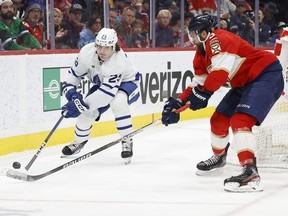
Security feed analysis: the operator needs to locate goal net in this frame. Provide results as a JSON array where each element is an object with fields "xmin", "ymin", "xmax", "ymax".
[{"xmin": 228, "ymin": 35, "xmax": 288, "ymax": 170}]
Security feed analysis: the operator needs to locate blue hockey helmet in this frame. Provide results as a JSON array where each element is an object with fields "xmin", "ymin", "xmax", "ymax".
[{"xmin": 188, "ymin": 14, "xmax": 217, "ymax": 33}]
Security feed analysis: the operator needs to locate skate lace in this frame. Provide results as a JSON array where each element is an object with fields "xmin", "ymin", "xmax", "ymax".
[
  {"xmin": 203, "ymin": 155, "xmax": 220, "ymax": 166},
  {"xmin": 231, "ymin": 165, "xmax": 260, "ymax": 181},
  {"xmin": 231, "ymin": 166, "xmax": 247, "ymax": 178},
  {"xmin": 69, "ymin": 142, "xmax": 79, "ymax": 149},
  {"xmin": 122, "ymin": 140, "xmax": 132, "ymax": 151},
  {"xmin": 69, "ymin": 142, "xmax": 85, "ymax": 152}
]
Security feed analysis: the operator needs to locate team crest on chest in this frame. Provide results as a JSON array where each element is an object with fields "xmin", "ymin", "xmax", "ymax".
[{"xmin": 210, "ymin": 37, "xmax": 221, "ymax": 54}]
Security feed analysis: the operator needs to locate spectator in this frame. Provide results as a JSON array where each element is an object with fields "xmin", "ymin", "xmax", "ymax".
[
  {"xmin": 130, "ymin": 0, "xmax": 143, "ymax": 20},
  {"xmin": 109, "ymin": 8, "xmax": 117, "ymax": 28},
  {"xmin": 246, "ymin": 9, "xmax": 272, "ymax": 47},
  {"xmin": 114, "ymin": 6, "xmax": 136, "ymax": 48},
  {"xmin": 131, "ymin": 18, "xmax": 147, "ymax": 48},
  {"xmin": 0, "ymin": 0, "xmax": 41, "ymax": 50},
  {"xmin": 130, "ymin": 0, "xmax": 148, "ymax": 33},
  {"xmin": 220, "ymin": 18, "xmax": 230, "ymax": 31},
  {"xmin": 54, "ymin": 0, "xmax": 71, "ymax": 20},
  {"xmin": 184, "ymin": 11, "xmax": 194, "ymax": 27},
  {"xmin": 81, "ymin": 0, "xmax": 104, "ymax": 23},
  {"xmin": 54, "ymin": 7, "xmax": 68, "ymax": 48},
  {"xmin": 23, "ymin": 0, "xmax": 44, "ymax": 11},
  {"xmin": 141, "ymin": 0, "xmax": 149, "ymax": 14},
  {"xmin": 263, "ymin": 2, "xmax": 278, "ymax": 37},
  {"xmin": 270, "ymin": 21, "xmax": 286, "ymax": 46},
  {"xmin": 22, "ymin": 3, "xmax": 44, "ymax": 47},
  {"xmin": 187, "ymin": 0, "xmax": 217, "ymax": 15},
  {"xmin": 176, "ymin": 0, "xmax": 190, "ymax": 13},
  {"xmin": 166, "ymin": 1, "xmax": 179, "ymax": 14},
  {"xmin": 170, "ymin": 12, "xmax": 181, "ymax": 47},
  {"xmin": 233, "ymin": 8, "xmax": 272, "ymax": 47},
  {"xmin": 11, "ymin": 0, "xmax": 24, "ymax": 18},
  {"xmin": 78, "ymin": 15, "xmax": 102, "ymax": 49},
  {"xmin": 220, "ymin": 0, "xmax": 236, "ymax": 20},
  {"xmin": 183, "ymin": 12, "xmax": 194, "ymax": 47},
  {"xmin": 231, "ymin": 0, "xmax": 251, "ymax": 11},
  {"xmin": 112, "ymin": 0, "xmax": 127, "ymax": 16},
  {"xmin": 238, "ymin": 10, "xmax": 256, "ymax": 44},
  {"xmin": 155, "ymin": 9, "xmax": 174, "ymax": 47},
  {"xmin": 168, "ymin": 11, "xmax": 195, "ymax": 47},
  {"xmin": 158, "ymin": 0, "xmax": 179, "ymax": 14},
  {"xmin": 229, "ymin": 24, "xmax": 239, "ymax": 35},
  {"xmin": 230, "ymin": 1, "xmax": 249, "ymax": 39},
  {"xmin": 58, "ymin": 3, "xmax": 84, "ymax": 49}
]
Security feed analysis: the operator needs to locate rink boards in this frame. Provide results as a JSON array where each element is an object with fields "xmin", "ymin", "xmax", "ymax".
[{"xmin": 0, "ymin": 49, "xmax": 228, "ymax": 155}]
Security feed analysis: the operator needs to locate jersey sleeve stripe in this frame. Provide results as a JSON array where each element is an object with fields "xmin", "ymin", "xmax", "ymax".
[
  {"xmin": 102, "ymin": 82, "xmax": 117, "ymax": 89},
  {"xmin": 69, "ymin": 68, "xmax": 87, "ymax": 78},
  {"xmin": 98, "ymin": 87, "xmax": 115, "ymax": 97}
]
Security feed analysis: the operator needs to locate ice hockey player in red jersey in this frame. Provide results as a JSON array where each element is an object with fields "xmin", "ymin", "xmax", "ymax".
[{"xmin": 161, "ymin": 14, "xmax": 284, "ymax": 192}]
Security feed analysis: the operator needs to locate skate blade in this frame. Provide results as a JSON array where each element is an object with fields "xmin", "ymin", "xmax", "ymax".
[
  {"xmin": 224, "ymin": 181, "xmax": 263, "ymax": 193},
  {"xmin": 124, "ymin": 158, "xmax": 131, "ymax": 165},
  {"xmin": 60, "ymin": 151, "xmax": 80, "ymax": 158},
  {"xmin": 196, "ymin": 167, "xmax": 224, "ymax": 176}
]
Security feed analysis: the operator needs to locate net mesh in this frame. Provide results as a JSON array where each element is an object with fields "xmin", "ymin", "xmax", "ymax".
[{"xmin": 228, "ymin": 36, "xmax": 288, "ymax": 169}]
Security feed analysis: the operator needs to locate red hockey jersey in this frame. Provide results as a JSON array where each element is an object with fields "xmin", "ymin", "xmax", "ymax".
[{"xmin": 193, "ymin": 29, "xmax": 278, "ymax": 92}]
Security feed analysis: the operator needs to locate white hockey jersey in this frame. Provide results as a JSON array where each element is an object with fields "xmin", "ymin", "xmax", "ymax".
[{"xmin": 65, "ymin": 43, "xmax": 140, "ymax": 110}]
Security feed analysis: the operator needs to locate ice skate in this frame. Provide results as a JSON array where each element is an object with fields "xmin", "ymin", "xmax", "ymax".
[
  {"xmin": 61, "ymin": 140, "xmax": 88, "ymax": 157},
  {"xmin": 224, "ymin": 163, "xmax": 263, "ymax": 192},
  {"xmin": 121, "ymin": 138, "xmax": 133, "ymax": 164},
  {"xmin": 196, "ymin": 143, "xmax": 229, "ymax": 176}
]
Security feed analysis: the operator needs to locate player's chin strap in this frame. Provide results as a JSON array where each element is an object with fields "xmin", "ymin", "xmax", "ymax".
[
  {"xmin": 196, "ymin": 30, "xmax": 210, "ymax": 51},
  {"xmin": 188, "ymin": 30, "xmax": 210, "ymax": 51}
]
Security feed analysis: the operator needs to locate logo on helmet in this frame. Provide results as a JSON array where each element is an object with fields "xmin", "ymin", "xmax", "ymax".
[{"xmin": 95, "ymin": 28, "xmax": 118, "ymax": 47}]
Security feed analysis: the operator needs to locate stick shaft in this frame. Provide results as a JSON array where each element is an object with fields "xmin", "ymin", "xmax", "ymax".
[{"xmin": 24, "ymin": 114, "xmax": 64, "ymax": 171}]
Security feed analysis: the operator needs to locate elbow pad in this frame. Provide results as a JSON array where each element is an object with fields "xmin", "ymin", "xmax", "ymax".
[{"xmin": 204, "ymin": 70, "xmax": 228, "ymax": 92}]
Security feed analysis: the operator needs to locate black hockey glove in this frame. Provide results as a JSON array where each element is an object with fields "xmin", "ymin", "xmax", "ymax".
[
  {"xmin": 161, "ymin": 97, "xmax": 184, "ymax": 126},
  {"xmin": 187, "ymin": 86, "xmax": 213, "ymax": 111}
]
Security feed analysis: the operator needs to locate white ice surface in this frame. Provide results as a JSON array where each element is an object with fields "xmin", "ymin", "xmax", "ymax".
[{"xmin": 1, "ymin": 118, "xmax": 288, "ymax": 216}]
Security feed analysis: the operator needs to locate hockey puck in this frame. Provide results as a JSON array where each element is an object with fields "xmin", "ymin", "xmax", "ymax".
[{"xmin": 12, "ymin": 161, "xmax": 21, "ymax": 169}]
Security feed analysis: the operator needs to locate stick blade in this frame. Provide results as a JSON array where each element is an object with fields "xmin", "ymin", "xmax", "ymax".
[{"xmin": 6, "ymin": 169, "xmax": 30, "ymax": 181}]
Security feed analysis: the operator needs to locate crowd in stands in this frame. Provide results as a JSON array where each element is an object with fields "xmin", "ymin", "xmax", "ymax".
[{"xmin": 0, "ymin": 0, "xmax": 287, "ymax": 51}]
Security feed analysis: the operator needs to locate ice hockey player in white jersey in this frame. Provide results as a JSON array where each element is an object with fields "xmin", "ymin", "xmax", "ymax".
[{"xmin": 61, "ymin": 28, "xmax": 140, "ymax": 164}]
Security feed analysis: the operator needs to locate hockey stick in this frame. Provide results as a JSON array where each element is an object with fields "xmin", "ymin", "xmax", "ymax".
[
  {"xmin": 6, "ymin": 104, "xmax": 190, "ymax": 182},
  {"xmin": 24, "ymin": 113, "xmax": 66, "ymax": 171}
]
